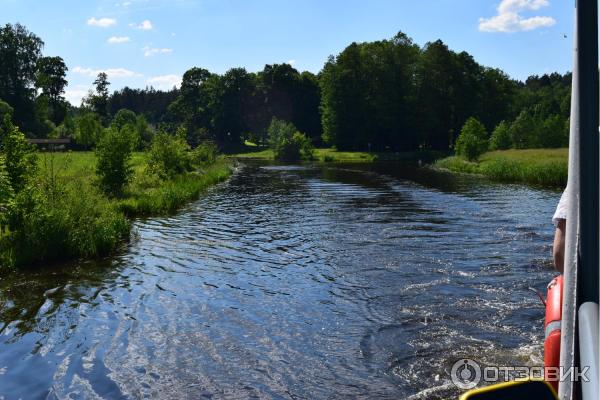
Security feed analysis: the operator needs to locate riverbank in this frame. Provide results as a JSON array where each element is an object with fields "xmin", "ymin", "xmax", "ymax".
[
  {"xmin": 229, "ymin": 145, "xmax": 447, "ymax": 163},
  {"xmin": 434, "ymin": 148, "xmax": 567, "ymax": 187},
  {"xmin": 0, "ymin": 152, "xmax": 232, "ymax": 269}
]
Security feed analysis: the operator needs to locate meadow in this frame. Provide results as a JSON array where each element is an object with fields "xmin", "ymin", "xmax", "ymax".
[
  {"xmin": 434, "ymin": 148, "xmax": 568, "ymax": 187},
  {"xmin": 41, "ymin": 151, "xmax": 232, "ymax": 216}
]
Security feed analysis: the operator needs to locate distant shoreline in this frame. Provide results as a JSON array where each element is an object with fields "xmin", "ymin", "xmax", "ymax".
[{"xmin": 228, "ymin": 146, "xmax": 448, "ymax": 164}]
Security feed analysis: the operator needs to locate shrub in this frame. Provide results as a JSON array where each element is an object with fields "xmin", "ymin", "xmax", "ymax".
[
  {"xmin": 297, "ymin": 132, "xmax": 315, "ymax": 160},
  {"xmin": 267, "ymin": 118, "xmax": 315, "ymax": 161},
  {"xmin": 96, "ymin": 127, "xmax": 134, "ymax": 196},
  {"xmin": 489, "ymin": 120, "xmax": 512, "ymax": 150},
  {"xmin": 53, "ymin": 115, "xmax": 77, "ymax": 139},
  {"xmin": 136, "ymin": 115, "xmax": 153, "ymax": 148},
  {"xmin": 0, "ymin": 156, "xmax": 14, "ymax": 205},
  {"xmin": 1, "ymin": 182, "xmax": 129, "ymax": 268},
  {"xmin": 148, "ymin": 131, "xmax": 192, "ymax": 178},
  {"xmin": 455, "ymin": 117, "xmax": 488, "ymax": 161},
  {"xmin": 120, "ymin": 123, "xmax": 141, "ymax": 151},
  {"xmin": 75, "ymin": 113, "xmax": 103, "ymax": 149},
  {"xmin": 112, "ymin": 109, "xmax": 149, "ymax": 150},
  {"xmin": 111, "ymin": 109, "xmax": 137, "ymax": 131},
  {"xmin": 0, "ymin": 99, "xmax": 13, "ymax": 120},
  {"xmin": 0, "ymin": 115, "xmax": 37, "ymax": 192},
  {"xmin": 191, "ymin": 141, "xmax": 218, "ymax": 165},
  {"xmin": 434, "ymin": 156, "xmax": 479, "ymax": 174}
]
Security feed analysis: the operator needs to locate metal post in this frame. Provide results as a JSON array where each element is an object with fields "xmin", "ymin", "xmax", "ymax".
[
  {"xmin": 575, "ymin": 2, "xmax": 600, "ymax": 399},
  {"xmin": 560, "ymin": 2, "xmax": 599, "ymax": 399},
  {"xmin": 576, "ymin": 0, "xmax": 599, "ymax": 306},
  {"xmin": 558, "ymin": 7, "xmax": 581, "ymax": 399}
]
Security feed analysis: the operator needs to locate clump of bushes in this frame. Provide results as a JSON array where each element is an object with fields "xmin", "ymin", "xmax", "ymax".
[
  {"xmin": 267, "ymin": 118, "xmax": 314, "ymax": 161},
  {"xmin": 0, "ymin": 115, "xmax": 37, "ymax": 192},
  {"xmin": 0, "ymin": 115, "xmax": 233, "ymax": 270},
  {"xmin": 489, "ymin": 120, "xmax": 511, "ymax": 150},
  {"xmin": 0, "ymin": 117, "xmax": 131, "ymax": 269},
  {"xmin": 147, "ymin": 131, "xmax": 192, "ymax": 178},
  {"xmin": 95, "ymin": 127, "xmax": 135, "ymax": 196},
  {"xmin": 0, "ymin": 100, "xmax": 14, "ymax": 121},
  {"xmin": 0, "ymin": 157, "xmax": 14, "ymax": 204},
  {"xmin": 455, "ymin": 117, "xmax": 488, "ymax": 161},
  {"xmin": 75, "ymin": 112, "xmax": 103, "ymax": 149},
  {"xmin": 191, "ymin": 141, "xmax": 218, "ymax": 165},
  {"xmin": 2, "ymin": 182, "xmax": 129, "ymax": 267}
]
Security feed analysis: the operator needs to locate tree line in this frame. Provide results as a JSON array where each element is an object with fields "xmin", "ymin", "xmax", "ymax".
[{"xmin": 0, "ymin": 23, "xmax": 571, "ymax": 152}]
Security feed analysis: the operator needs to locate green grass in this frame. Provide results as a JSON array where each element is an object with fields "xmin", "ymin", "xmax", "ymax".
[
  {"xmin": 38, "ymin": 151, "xmax": 147, "ymax": 180},
  {"xmin": 119, "ymin": 158, "xmax": 231, "ymax": 216},
  {"xmin": 230, "ymin": 145, "xmax": 447, "ymax": 163},
  {"xmin": 434, "ymin": 148, "xmax": 568, "ymax": 187},
  {"xmin": 1, "ymin": 151, "xmax": 232, "ymax": 269},
  {"xmin": 39, "ymin": 151, "xmax": 232, "ymax": 217},
  {"xmin": 231, "ymin": 147, "xmax": 275, "ymax": 159},
  {"xmin": 230, "ymin": 147, "xmax": 378, "ymax": 162}
]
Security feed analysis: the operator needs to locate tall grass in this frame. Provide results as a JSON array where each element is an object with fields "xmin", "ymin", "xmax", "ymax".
[
  {"xmin": 119, "ymin": 159, "xmax": 232, "ymax": 216},
  {"xmin": 434, "ymin": 149, "xmax": 568, "ymax": 187}
]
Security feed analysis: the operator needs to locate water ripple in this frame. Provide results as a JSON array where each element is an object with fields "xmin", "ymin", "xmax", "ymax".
[{"xmin": 0, "ymin": 162, "xmax": 560, "ymax": 399}]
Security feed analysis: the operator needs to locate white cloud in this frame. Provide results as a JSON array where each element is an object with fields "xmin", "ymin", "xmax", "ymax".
[
  {"xmin": 147, "ymin": 74, "xmax": 181, "ymax": 90},
  {"xmin": 287, "ymin": 59, "xmax": 296, "ymax": 66},
  {"xmin": 498, "ymin": 0, "xmax": 549, "ymax": 13},
  {"xmin": 107, "ymin": 36, "xmax": 131, "ymax": 44},
  {"xmin": 479, "ymin": 0, "xmax": 556, "ymax": 33},
  {"xmin": 131, "ymin": 20, "xmax": 153, "ymax": 30},
  {"xmin": 65, "ymin": 85, "xmax": 92, "ymax": 106},
  {"xmin": 87, "ymin": 17, "xmax": 117, "ymax": 28},
  {"xmin": 143, "ymin": 46, "xmax": 173, "ymax": 57},
  {"xmin": 73, "ymin": 66, "xmax": 141, "ymax": 79}
]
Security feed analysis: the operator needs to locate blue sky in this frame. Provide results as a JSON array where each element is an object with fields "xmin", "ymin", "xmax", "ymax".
[{"xmin": 0, "ymin": 0, "xmax": 574, "ymax": 105}]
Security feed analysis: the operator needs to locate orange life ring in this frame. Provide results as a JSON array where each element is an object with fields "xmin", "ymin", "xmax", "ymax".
[{"xmin": 544, "ymin": 275, "xmax": 563, "ymax": 393}]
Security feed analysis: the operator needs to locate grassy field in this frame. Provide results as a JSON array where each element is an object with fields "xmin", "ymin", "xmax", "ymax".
[
  {"xmin": 39, "ymin": 151, "xmax": 232, "ymax": 216},
  {"xmin": 434, "ymin": 148, "xmax": 568, "ymax": 187}
]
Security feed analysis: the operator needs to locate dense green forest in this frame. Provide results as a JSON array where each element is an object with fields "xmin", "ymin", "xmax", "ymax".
[{"xmin": 1, "ymin": 23, "xmax": 570, "ymax": 154}]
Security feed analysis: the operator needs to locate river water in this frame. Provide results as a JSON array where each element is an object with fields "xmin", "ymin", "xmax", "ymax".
[{"xmin": 0, "ymin": 162, "xmax": 561, "ymax": 399}]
